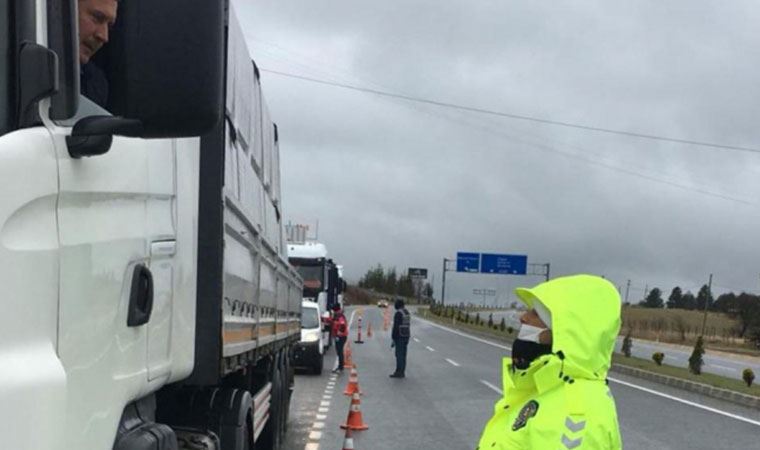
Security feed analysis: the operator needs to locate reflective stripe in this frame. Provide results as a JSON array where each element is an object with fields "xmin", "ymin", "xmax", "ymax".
[
  {"xmin": 562, "ymin": 434, "xmax": 583, "ymax": 449},
  {"xmin": 565, "ymin": 417, "xmax": 586, "ymax": 433}
]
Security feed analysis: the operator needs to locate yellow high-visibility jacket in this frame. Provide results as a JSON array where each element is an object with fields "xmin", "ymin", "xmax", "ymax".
[{"xmin": 477, "ymin": 275, "xmax": 623, "ymax": 450}]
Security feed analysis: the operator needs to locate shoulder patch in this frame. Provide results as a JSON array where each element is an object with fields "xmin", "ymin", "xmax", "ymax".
[{"xmin": 512, "ymin": 400, "xmax": 540, "ymax": 431}]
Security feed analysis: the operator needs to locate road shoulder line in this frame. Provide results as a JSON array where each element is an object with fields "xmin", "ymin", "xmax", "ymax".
[
  {"xmin": 418, "ymin": 311, "xmax": 760, "ymax": 416},
  {"xmin": 610, "ymin": 376, "xmax": 760, "ymax": 427},
  {"xmin": 415, "ymin": 315, "xmax": 510, "ymax": 351}
]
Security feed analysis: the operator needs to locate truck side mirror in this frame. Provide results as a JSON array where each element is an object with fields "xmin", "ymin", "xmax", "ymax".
[
  {"xmin": 107, "ymin": 0, "xmax": 224, "ymax": 138},
  {"xmin": 66, "ymin": 0, "xmax": 224, "ymax": 156}
]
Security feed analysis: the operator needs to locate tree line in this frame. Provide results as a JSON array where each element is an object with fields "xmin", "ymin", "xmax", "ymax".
[
  {"xmin": 637, "ymin": 285, "xmax": 760, "ymax": 343},
  {"xmin": 358, "ymin": 264, "xmax": 434, "ymax": 299}
]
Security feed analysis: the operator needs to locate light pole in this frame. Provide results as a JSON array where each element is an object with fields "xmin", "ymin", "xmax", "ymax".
[
  {"xmin": 700, "ymin": 273, "xmax": 713, "ymax": 337},
  {"xmin": 441, "ymin": 258, "xmax": 451, "ymax": 306}
]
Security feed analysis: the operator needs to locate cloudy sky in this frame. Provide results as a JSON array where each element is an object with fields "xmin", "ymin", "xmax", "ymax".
[{"xmin": 235, "ymin": 0, "xmax": 760, "ymax": 305}]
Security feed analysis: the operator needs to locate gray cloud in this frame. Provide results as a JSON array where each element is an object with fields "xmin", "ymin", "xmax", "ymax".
[{"xmin": 236, "ymin": 0, "xmax": 760, "ymax": 304}]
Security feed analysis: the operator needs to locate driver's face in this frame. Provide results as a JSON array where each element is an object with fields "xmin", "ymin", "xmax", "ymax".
[{"xmin": 78, "ymin": 0, "xmax": 118, "ymax": 64}]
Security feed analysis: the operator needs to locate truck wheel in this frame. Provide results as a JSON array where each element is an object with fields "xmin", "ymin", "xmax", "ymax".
[
  {"xmin": 259, "ymin": 366, "xmax": 282, "ymax": 450},
  {"xmin": 283, "ymin": 353, "xmax": 294, "ymax": 432}
]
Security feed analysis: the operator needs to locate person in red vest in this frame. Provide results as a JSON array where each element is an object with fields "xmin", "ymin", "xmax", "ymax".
[{"xmin": 331, "ymin": 304, "xmax": 349, "ymax": 373}]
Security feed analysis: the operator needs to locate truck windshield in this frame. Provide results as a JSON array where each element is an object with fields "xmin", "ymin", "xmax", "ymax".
[
  {"xmin": 300, "ymin": 306, "xmax": 320, "ymax": 329},
  {"xmin": 293, "ymin": 264, "xmax": 323, "ymax": 293},
  {"xmin": 0, "ymin": 0, "xmax": 11, "ymax": 136}
]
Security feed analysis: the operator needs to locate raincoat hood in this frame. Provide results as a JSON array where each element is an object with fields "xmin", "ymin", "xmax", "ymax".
[{"xmin": 515, "ymin": 274, "xmax": 621, "ymax": 379}]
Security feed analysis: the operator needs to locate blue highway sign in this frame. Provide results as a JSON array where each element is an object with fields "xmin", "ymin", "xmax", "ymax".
[
  {"xmin": 480, "ymin": 253, "xmax": 527, "ymax": 275},
  {"xmin": 456, "ymin": 252, "xmax": 480, "ymax": 273}
]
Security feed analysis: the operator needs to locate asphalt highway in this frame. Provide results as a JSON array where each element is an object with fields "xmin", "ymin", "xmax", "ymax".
[
  {"xmin": 284, "ymin": 306, "xmax": 760, "ymax": 450},
  {"xmin": 489, "ymin": 309, "xmax": 760, "ymax": 379}
]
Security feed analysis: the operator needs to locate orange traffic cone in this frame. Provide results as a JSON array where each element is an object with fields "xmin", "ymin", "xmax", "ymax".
[
  {"xmin": 341, "ymin": 392, "xmax": 369, "ymax": 431},
  {"xmin": 343, "ymin": 367, "xmax": 362, "ymax": 396},
  {"xmin": 341, "ymin": 429, "xmax": 355, "ymax": 450},
  {"xmin": 344, "ymin": 344, "xmax": 355, "ymax": 369}
]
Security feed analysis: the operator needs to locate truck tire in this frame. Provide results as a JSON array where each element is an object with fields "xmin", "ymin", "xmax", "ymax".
[
  {"xmin": 283, "ymin": 352, "xmax": 294, "ymax": 432},
  {"xmin": 259, "ymin": 364, "xmax": 282, "ymax": 450},
  {"xmin": 278, "ymin": 355, "xmax": 288, "ymax": 441}
]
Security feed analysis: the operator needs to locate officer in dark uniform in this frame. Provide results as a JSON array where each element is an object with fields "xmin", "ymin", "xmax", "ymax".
[{"xmin": 390, "ymin": 298, "xmax": 411, "ymax": 378}]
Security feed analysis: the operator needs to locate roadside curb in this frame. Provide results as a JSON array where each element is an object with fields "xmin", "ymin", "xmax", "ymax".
[{"xmin": 611, "ymin": 364, "xmax": 760, "ymax": 410}]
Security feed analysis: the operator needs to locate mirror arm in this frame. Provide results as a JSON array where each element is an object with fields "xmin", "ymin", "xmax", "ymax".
[{"xmin": 66, "ymin": 116, "xmax": 143, "ymax": 158}]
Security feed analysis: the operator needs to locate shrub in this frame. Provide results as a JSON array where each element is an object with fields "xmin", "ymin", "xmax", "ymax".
[
  {"xmin": 689, "ymin": 336, "xmax": 705, "ymax": 375},
  {"xmin": 652, "ymin": 352, "xmax": 665, "ymax": 366},
  {"xmin": 622, "ymin": 332, "xmax": 633, "ymax": 358},
  {"xmin": 743, "ymin": 368, "xmax": 755, "ymax": 387},
  {"xmin": 506, "ymin": 326, "xmax": 514, "ymax": 335},
  {"xmin": 499, "ymin": 317, "xmax": 506, "ymax": 332},
  {"xmin": 475, "ymin": 313, "xmax": 481, "ymax": 326},
  {"xmin": 488, "ymin": 313, "xmax": 494, "ymax": 328}
]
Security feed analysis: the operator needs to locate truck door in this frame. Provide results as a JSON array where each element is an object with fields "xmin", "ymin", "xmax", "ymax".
[{"xmin": 49, "ymin": 101, "xmax": 177, "ymax": 445}]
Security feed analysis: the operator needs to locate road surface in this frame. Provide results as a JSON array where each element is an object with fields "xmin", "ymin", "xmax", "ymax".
[
  {"xmin": 284, "ymin": 306, "xmax": 760, "ymax": 450},
  {"xmin": 488, "ymin": 309, "xmax": 760, "ymax": 379}
]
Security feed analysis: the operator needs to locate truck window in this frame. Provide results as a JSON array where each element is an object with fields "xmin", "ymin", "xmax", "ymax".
[
  {"xmin": 300, "ymin": 306, "xmax": 320, "ymax": 329},
  {"xmin": 0, "ymin": 0, "xmax": 12, "ymax": 136},
  {"xmin": 48, "ymin": 0, "xmax": 116, "ymax": 126},
  {"xmin": 294, "ymin": 265, "xmax": 323, "ymax": 291}
]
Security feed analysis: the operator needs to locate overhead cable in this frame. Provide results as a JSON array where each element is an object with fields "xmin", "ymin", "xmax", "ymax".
[{"xmin": 261, "ymin": 68, "xmax": 760, "ymax": 155}]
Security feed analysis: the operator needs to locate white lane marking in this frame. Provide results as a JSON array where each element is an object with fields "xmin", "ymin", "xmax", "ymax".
[
  {"xmin": 308, "ymin": 431, "xmax": 322, "ymax": 440},
  {"xmin": 348, "ymin": 309, "xmax": 358, "ymax": 330},
  {"xmin": 322, "ymin": 395, "xmax": 331, "ymax": 400},
  {"xmin": 316, "ymin": 414, "xmax": 327, "ymax": 420},
  {"xmin": 608, "ymin": 377, "xmax": 760, "ymax": 427},
  {"xmin": 421, "ymin": 314, "xmax": 760, "ymax": 427},
  {"xmin": 413, "ymin": 337, "xmax": 420, "ymax": 343},
  {"xmin": 480, "ymin": 379, "xmax": 503, "ymax": 395},
  {"xmin": 312, "ymin": 422, "xmax": 325, "ymax": 430},
  {"xmin": 416, "ymin": 316, "xmax": 511, "ymax": 351},
  {"xmin": 327, "ymin": 381, "xmax": 336, "ymax": 386},
  {"xmin": 445, "ymin": 358, "xmax": 461, "ymax": 367},
  {"xmin": 318, "ymin": 407, "xmax": 329, "ymax": 413},
  {"xmin": 305, "ymin": 443, "xmax": 319, "ymax": 450},
  {"xmin": 320, "ymin": 401, "xmax": 330, "ymax": 407},
  {"xmin": 426, "ymin": 346, "xmax": 435, "ymax": 352}
]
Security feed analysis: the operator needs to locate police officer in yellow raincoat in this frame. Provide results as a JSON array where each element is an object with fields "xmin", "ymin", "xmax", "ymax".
[{"xmin": 477, "ymin": 275, "xmax": 623, "ymax": 449}]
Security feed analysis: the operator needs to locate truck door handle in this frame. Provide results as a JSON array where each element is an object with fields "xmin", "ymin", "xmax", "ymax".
[{"xmin": 127, "ymin": 264, "xmax": 154, "ymax": 327}]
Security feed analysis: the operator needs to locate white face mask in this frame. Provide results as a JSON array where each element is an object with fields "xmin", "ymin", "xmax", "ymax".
[{"xmin": 517, "ymin": 323, "xmax": 547, "ymax": 343}]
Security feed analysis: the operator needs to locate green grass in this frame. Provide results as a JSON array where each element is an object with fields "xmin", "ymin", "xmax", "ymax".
[
  {"xmin": 612, "ymin": 354, "xmax": 760, "ymax": 397},
  {"xmin": 419, "ymin": 308, "xmax": 759, "ymax": 398}
]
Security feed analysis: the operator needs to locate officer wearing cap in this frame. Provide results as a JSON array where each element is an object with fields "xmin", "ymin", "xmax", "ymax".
[
  {"xmin": 389, "ymin": 298, "xmax": 411, "ymax": 378},
  {"xmin": 477, "ymin": 274, "xmax": 623, "ymax": 449}
]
